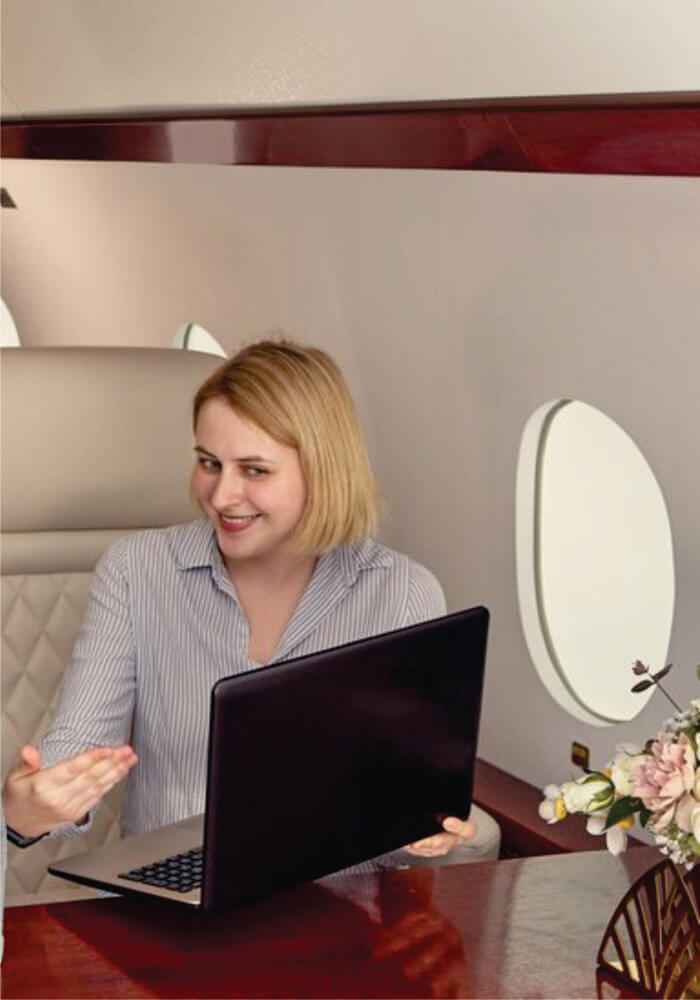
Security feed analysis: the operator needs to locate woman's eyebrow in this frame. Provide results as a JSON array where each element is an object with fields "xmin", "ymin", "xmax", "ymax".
[{"xmin": 193, "ymin": 446, "xmax": 276, "ymax": 464}]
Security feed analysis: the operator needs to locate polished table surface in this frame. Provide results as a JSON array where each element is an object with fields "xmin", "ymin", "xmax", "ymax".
[{"xmin": 2, "ymin": 848, "xmax": 661, "ymax": 999}]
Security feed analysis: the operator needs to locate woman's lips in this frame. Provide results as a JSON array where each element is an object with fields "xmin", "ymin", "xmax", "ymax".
[{"xmin": 218, "ymin": 513, "xmax": 261, "ymax": 534}]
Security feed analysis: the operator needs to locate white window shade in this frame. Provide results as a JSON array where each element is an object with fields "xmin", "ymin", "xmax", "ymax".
[
  {"xmin": 1, "ymin": 299, "xmax": 21, "ymax": 347},
  {"xmin": 516, "ymin": 399, "xmax": 675, "ymax": 726},
  {"xmin": 172, "ymin": 323, "xmax": 227, "ymax": 358}
]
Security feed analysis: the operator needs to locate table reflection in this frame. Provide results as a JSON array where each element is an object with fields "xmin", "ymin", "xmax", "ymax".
[{"xmin": 47, "ymin": 867, "xmax": 469, "ymax": 998}]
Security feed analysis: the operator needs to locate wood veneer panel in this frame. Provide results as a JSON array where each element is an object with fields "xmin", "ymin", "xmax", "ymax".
[
  {"xmin": 2, "ymin": 97, "xmax": 700, "ymax": 175},
  {"xmin": 508, "ymin": 106, "xmax": 700, "ymax": 175}
]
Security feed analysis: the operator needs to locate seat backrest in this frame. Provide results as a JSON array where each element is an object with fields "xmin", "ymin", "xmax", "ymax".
[{"xmin": 1, "ymin": 346, "xmax": 222, "ymax": 903}]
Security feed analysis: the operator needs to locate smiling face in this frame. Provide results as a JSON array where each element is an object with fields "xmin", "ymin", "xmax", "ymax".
[{"xmin": 192, "ymin": 397, "xmax": 308, "ymax": 572}]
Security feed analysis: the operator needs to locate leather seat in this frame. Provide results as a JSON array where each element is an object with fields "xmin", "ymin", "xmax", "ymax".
[{"xmin": 1, "ymin": 347, "xmax": 221, "ymax": 903}]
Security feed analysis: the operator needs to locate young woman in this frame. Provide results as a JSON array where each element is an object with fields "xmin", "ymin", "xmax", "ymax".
[{"xmin": 3, "ymin": 340, "xmax": 474, "ymax": 866}]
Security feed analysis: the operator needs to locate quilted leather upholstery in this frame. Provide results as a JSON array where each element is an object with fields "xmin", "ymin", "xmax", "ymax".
[
  {"xmin": 1, "ymin": 347, "xmax": 222, "ymax": 905},
  {"xmin": 1, "ymin": 573, "xmax": 121, "ymax": 901}
]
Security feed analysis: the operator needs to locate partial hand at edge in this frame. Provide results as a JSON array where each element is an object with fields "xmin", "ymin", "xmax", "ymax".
[
  {"xmin": 2, "ymin": 743, "xmax": 138, "ymax": 839},
  {"xmin": 404, "ymin": 815, "xmax": 478, "ymax": 858}
]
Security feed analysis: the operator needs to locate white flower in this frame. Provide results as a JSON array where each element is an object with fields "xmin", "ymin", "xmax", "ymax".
[
  {"xmin": 605, "ymin": 826, "xmax": 628, "ymax": 856},
  {"xmin": 585, "ymin": 814, "xmax": 606, "ymax": 836},
  {"xmin": 610, "ymin": 745, "xmax": 647, "ymax": 797},
  {"xmin": 561, "ymin": 774, "xmax": 615, "ymax": 815},
  {"xmin": 675, "ymin": 792, "xmax": 700, "ymax": 839},
  {"xmin": 651, "ymin": 828, "xmax": 698, "ymax": 868},
  {"xmin": 586, "ymin": 813, "xmax": 628, "ymax": 856},
  {"xmin": 538, "ymin": 784, "xmax": 566, "ymax": 824},
  {"xmin": 674, "ymin": 794, "xmax": 693, "ymax": 830}
]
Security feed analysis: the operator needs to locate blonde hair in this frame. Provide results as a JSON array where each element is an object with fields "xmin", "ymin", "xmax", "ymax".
[{"xmin": 193, "ymin": 339, "xmax": 380, "ymax": 552}]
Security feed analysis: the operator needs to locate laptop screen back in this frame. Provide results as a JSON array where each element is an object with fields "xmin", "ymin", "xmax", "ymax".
[{"xmin": 201, "ymin": 606, "xmax": 489, "ymax": 910}]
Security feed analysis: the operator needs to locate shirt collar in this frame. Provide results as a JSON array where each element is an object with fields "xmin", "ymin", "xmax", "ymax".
[
  {"xmin": 335, "ymin": 537, "xmax": 393, "ymax": 587},
  {"xmin": 173, "ymin": 518, "xmax": 222, "ymax": 571}
]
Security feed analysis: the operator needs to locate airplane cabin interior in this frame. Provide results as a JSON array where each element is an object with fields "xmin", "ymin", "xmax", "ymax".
[{"xmin": 1, "ymin": 2, "xmax": 699, "ymax": 997}]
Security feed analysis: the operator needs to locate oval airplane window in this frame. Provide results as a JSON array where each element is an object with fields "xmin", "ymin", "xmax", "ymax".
[
  {"xmin": 1, "ymin": 298, "xmax": 21, "ymax": 347},
  {"xmin": 172, "ymin": 323, "xmax": 227, "ymax": 358},
  {"xmin": 516, "ymin": 400, "xmax": 675, "ymax": 726}
]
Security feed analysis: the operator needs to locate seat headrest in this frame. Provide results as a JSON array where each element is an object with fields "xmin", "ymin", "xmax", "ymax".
[{"xmin": 1, "ymin": 347, "xmax": 223, "ymax": 534}]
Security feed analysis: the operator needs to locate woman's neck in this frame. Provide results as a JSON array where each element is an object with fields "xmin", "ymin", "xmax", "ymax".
[
  {"xmin": 223, "ymin": 550, "xmax": 319, "ymax": 664},
  {"xmin": 224, "ymin": 549, "xmax": 318, "ymax": 593}
]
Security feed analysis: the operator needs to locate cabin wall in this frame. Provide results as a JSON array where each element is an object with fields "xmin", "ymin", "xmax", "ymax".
[
  {"xmin": 3, "ymin": 0, "xmax": 700, "ymax": 116},
  {"xmin": 3, "ymin": 160, "xmax": 699, "ymax": 790}
]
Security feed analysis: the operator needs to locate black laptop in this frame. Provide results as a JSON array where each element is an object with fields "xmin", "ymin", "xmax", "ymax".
[{"xmin": 49, "ymin": 606, "xmax": 489, "ymax": 911}]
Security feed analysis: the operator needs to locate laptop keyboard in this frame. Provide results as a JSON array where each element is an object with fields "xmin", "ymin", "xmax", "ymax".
[{"xmin": 119, "ymin": 846, "xmax": 203, "ymax": 894}]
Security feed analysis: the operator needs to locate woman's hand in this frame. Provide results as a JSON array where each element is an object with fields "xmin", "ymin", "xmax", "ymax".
[
  {"xmin": 404, "ymin": 816, "xmax": 477, "ymax": 858},
  {"xmin": 2, "ymin": 743, "xmax": 138, "ymax": 839}
]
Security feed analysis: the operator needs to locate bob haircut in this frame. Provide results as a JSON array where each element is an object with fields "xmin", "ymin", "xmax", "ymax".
[{"xmin": 192, "ymin": 339, "xmax": 380, "ymax": 553}]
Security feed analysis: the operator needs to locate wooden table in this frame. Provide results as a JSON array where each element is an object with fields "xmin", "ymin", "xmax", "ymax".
[{"xmin": 2, "ymin": 848, "xmax": 661, "ymax": 998}]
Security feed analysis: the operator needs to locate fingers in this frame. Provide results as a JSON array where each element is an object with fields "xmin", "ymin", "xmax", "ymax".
[
  {"xmin": 56, "ymin": 748, "xmax": 138, "ymax": 811},
  {"xmin": 61, "ymin": 771, "xmax": 124, "ymax": 822},
  {"xmin": 3, "ymin": 744, "xmax": 138, "ymax": 838},
  {"xmin": 59, "ymin": 745, "xmax": 136, "ymax": 781},
  {"xmin": 20, "ymin": 744, "xmax": 42, "ymax": 772},
  {"xmin": 405, "ymin": 816, "xmax": 478, "ymax": 857},
  {"xmin": 442, "ymin": 816, "xmax": 477, "ymax": 840},
  {"xmin": 405, "ymin": 832, "xmax": 459, "ymax": 857},
  {"xmin": 7, "ymin": 745, "xmax": 42, "ymax": 782}
]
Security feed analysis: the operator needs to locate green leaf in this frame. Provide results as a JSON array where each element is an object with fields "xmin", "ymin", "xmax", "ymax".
[
  {"xmin": 631, "ymin": 679, "xmax": 653, "ymax": 693},
  {"xmin": 651, "ymin": 663, "xmax": 673, "ymax": 682},
  {"xmin": 582, "ymin": 771, "xmax": 609, "ymax": 784},
  {"xmin": 639, "ymin": 807, "xmax": 652, "ymax": 829},
  {"xmin": 604, "ymin": 797, "xmax": 641, "ymax": 830}
]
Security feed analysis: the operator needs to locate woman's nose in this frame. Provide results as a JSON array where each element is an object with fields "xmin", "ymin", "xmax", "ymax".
[{"xmin": 211, "ymin": 467, "xmax": 245, "ymax": 508}]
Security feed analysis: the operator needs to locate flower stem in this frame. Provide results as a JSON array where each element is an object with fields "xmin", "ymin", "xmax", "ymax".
[{"xmin": 655, "ymin": 680, "xmax": 682, "ymax": 713}]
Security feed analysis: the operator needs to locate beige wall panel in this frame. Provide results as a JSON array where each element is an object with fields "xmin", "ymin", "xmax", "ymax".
[{"xmin": 3, "ymin": 0, "xmax": 700, "ymax": 117}]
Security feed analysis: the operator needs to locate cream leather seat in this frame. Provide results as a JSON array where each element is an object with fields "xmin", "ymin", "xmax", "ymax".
[{"xmin": 1, "ymin": 346, "xmax": 221, "ymax": 904}]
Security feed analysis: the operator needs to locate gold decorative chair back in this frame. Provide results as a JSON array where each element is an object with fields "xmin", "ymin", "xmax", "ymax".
[{"xmin": 596, "ymin": 859, "xmax": 699, "ymax": 999}]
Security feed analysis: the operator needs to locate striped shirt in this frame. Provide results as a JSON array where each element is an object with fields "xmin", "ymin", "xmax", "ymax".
[{"xmin": 41, "ymin": 519, "xmax": 446, "ymax": 868}]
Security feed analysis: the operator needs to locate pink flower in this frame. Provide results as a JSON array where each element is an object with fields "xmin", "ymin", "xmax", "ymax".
[{"xmin": 630, "ymin": 734, "xmax": 696, "ymax": 833}]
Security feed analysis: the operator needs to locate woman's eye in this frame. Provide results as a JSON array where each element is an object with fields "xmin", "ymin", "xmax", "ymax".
[
  {"xmin": 244, "ymin": 466, "xmax": 268, "ymax": 478},
  {"xmin": 198, "ymin": 456, "xmax": 220, "ymax": 472}
]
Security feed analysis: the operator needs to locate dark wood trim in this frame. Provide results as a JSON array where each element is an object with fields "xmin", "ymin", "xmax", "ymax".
[
  {"xmin": 473, "ymin": 758, "xmax": 645, "ymax": 857},
  {"xmin": 2, "ymin": 95, "xmax": 700, "ymax": 175}
]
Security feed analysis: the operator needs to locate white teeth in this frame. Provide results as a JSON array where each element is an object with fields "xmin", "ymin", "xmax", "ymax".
[{"xmin": 221, "ymin": 514, "xmax": 257, "ymax": 523}]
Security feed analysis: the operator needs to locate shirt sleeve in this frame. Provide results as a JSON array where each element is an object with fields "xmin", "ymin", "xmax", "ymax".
[
  {"xmin": 401, "ymin": 560, "xmax": 447, "ymax": 627},
  {"xmin": 40, "ymin": 536, "xmax": 137, "ymax": 837}
]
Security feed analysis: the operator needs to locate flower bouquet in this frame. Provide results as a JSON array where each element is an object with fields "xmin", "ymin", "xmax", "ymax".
[{"xmin": 539, "ymin": 662, "xmax": 700, "ymax": 868}]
